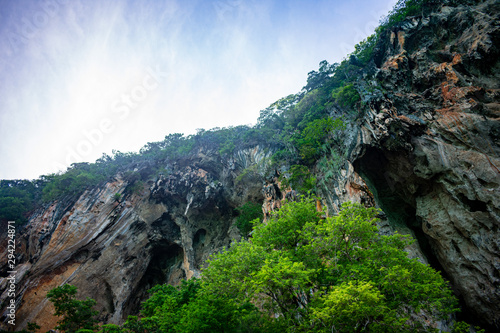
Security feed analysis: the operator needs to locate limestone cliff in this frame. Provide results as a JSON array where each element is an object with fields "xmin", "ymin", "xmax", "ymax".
[
  {"xmin": 351, "ymin": 0, "xmax": 500, "ymax": 328},
  {"xmin": 0, "ymin": 146, "xmax": 272, "ymax": 331},
  {"xmin": 0, "ymin": 0, "xmax": 499, "ymax": 331}
]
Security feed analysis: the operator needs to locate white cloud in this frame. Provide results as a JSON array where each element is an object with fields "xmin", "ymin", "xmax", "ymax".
[{"xmin": 0, "ymin": 0, "xmax": 398, "ymax": 179}]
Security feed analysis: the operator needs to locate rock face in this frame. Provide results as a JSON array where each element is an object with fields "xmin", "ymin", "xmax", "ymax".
[
  {"xmin": 0, "ymin": 0, "xmax": 499, "ymax": 331},
  {"xmin": 351, "ymin": 0, "xmax": 500, "ymax": 328},
  {"xmin": 0, "ymin": 146, "xmax": 272, "ymax": 331}
]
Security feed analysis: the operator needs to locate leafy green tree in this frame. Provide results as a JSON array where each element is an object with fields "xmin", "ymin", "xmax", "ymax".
[
  {"xmin": 0, "ymin": 179, "xmax": 37, "ymax": 224},
  {"xmin": 451, "ymin": 321, "xmax": 485, "ymax": 333},
  {"xmin": 98, "ymin": 324, "xmax": 125, "ymax": 333},
  {"xmin": 122, "ymin": 315, "xmax": 152, "ymax": 333},
  {"xmin": 135, "ymin": 278, "xmax": 272, "ymax": 333},
  {"xmin": 46, "ymin": 284, "xmax": 99, "ymax": 333},
  {"xmin": 311, "ymin": 281, "xmax": 390, "ymax": 332},
  {"xmin": 304, "ymin": 60, "xmax": 337, "ymax": 92},
  {"xmin": 202, "ymin": 199, "xmax": 458, "ymax": 332},
  {"xmin": 294, "ymin": 117, "xmax": 344, "ymax": 165}
]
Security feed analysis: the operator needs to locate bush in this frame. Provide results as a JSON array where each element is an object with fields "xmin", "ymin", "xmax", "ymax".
[
  {"xmin": 280, "ymin": 165, "xmax": 317, "ymax": 194},
  {"xmin": 235, "ymin": 202, "xmax": 263, "ymax": 237},
  {"xmin": 113, "ymin": 193, "xmax": 121, "ymax": 202},
  {"xmin": 332, "ymin": 84, "xmax": 361, "ymax": 110}
]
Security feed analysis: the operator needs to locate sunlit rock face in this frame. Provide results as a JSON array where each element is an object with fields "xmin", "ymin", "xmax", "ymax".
[{"xmin": 0, "ymin": 0, "xmax": 499, "ymax": 331}]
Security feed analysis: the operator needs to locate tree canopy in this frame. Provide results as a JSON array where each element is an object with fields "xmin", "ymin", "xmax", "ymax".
[
  {"xmin": 200, "ymin": 199, "xmax": 458, "ymax": 332},
  {"xmin": 46, "ymin": 284, "xmax": 99, "ymax": 333}
]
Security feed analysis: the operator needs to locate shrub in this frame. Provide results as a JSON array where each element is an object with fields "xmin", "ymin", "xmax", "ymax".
[
  {"xmin": 332, "ymin": 84, "xmax": 361, "ymax": 110},
  {"xmin": 113, "ymin": 193, "xmax": 121, "ymax": 202},
  {"xmin": 280, "ymin": 165, "xmax": 317, "ymax": 194},
  {"xmin": 235, "ymin": 202, "xmax": 263, "ymax": 237}
]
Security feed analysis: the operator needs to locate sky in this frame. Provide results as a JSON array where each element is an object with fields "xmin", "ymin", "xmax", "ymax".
[{"xmin": 0, "ymin": 0, "xmax": 397, "ymax": 180}]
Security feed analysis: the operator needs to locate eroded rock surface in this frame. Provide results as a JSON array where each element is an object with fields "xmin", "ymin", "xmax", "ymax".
[{"xmin": 0, "ymin": 147, "xmax": 271, "ymax": 331}]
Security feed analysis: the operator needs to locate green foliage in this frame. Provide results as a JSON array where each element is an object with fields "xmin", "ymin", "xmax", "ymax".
[
  {"xmin": 41, "ymin": 163, "xmax": 109, "ymax": 202},
  {"xmin": 235, "ymin": 202, "xmax": 263, "ymax": 237},
  {"xmin": 140, "ymin": 133, "xmax": 194, "ymax": 161},
  {"xmin": 352, "ymin": 34, "xmax": 378, "ymax": 66},
  {"xmin": 332, "ymin": 84, "xmax": 361, "ymax": 110},
  {"xmin": 451, "ymin": 321, "xmax": 485, "ymax": 333},
  {"xmin": 113, "ymin": 193, "xmax": 121, "ymax": 202},
  {"xmin": 234, "ymin": 165, "xmax": 257, "ymax": 185},
  {"xmin": 303, "ymin": 60, "xmax": 337, "ymax": 92},
  {"xmin": 194, "ymin": 126, "xmax": 261, "ymax": 156},
  {"xmin": 46, "ymin": 284, "xmax": 99, "ymax": 333},
  {"xmin": 26, "ymin": 322, "xmax": 40, "ymax": 332},
  {"xmin": 126, "ymin": 180, "xmax": 145, "ymax": 195},
  {"xmin": 292, "ymin": 89, "xmax": 326, "ymax": 129},
  {"xmin": 201, "ymin": 199, "xmax": 459, "ymax": 332},
  {"xmin": 294, "ymin": 117, "xmax": 345, "ymax": 165},
  {"xmin": 378, "ymin": 0, "xmax": 433, "ymax": 32},
  {"xmin": 0, "ymin": 180, "xmax": 36, "ymax": 224},
  {"xmin": 130, "ymin": 278, "xmax": 272, "ymax": 333},
  {"xmin": 98, "ymin": 324, "xmax": 124, "ymax": 333},
  {"xmin": 311, "ymin": 281, "xmax": 390, "ymax": 332},
  {"xmin": 280, "ymin": 165, "xmax": 317, "ymax": 194}
]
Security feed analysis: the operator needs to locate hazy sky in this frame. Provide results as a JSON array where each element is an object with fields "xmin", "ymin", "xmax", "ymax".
[{"xmin": 0, "ymin": 0, "xmax": 397, "ymax": 180}]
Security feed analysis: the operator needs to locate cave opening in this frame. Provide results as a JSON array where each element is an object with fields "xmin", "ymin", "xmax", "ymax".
[
  {"xmin": 353, "ymin": 148, "xmax": 446, "ymax": 273},
  {"xmin": 193, "ymin": 229, "xmax": 207, "ymax": 269},
  {"xmin": 354, "ymin": 147, "xmax": 494, "ymax": 331},
  {"xmin": 122, "ymin": 241, "xmax": 185, "ymax": 318}
]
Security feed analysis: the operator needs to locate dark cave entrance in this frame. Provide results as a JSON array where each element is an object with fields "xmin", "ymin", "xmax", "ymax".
[
  {"xmin": 353, "ymin": 147, "xmax": 446, "ymax": 273},
  {"xmin": 193, "ymin": 228, "xmax": 207, "ymax": 269},
  {"xmin": 354, "ymin": 147, "xmax": 493, "ymax": 330},
  {"xmin": 122, "ymin": 241, "xmax": 185, "ymax": 318}
]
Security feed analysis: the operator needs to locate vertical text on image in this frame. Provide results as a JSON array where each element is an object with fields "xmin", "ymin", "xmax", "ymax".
[{"xmin": 6, "ymin": 221, "xmax": 17, "ymax": 326}]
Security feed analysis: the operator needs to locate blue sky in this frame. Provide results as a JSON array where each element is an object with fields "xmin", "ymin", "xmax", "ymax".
[{"xmin": 0, "ymin": 0, "xmax": 397, "ymax": 180}]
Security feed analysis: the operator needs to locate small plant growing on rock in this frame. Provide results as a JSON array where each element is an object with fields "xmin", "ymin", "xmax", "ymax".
[
  {"xmin": 46, "ymin": 284, "xmax": 98, "ymax": 333},
  {"xmin": 235, "ymin": 202, "xmax": 263, "ymax": 237}
]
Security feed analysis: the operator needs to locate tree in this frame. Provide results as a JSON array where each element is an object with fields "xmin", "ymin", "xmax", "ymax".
[
  {"xmin": 46, "ymin": 284, "xmax": 99, "ymax": 333},
  {"xmin": 0, "ymin": 180, "xmax": 37, "ymax": 224},
  {"xmin": 202, "ymin": 199, "xmax": 458, "ymax": 331},
  {"xmin": 293, "ymin": 117, "xmax": 344, "ymax": 165},
  {"xmin": 135, "ymin": 278, "xmax": 272, "ymax": 333}
]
